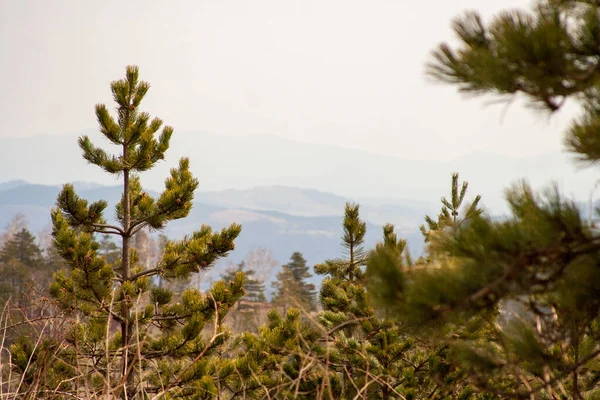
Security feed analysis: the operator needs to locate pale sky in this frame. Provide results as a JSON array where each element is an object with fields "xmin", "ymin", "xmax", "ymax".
[{"xmin": 0, "ymin": 0, "xmax": 577, "ymax": 161}]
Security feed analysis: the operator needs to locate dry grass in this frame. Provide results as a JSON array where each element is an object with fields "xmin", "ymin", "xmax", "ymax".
[{"xmin": 0, "ymin": 291, "xmax": 407, "ymax": 400}]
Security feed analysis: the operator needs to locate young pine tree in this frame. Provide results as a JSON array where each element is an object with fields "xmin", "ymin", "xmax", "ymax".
[
  {"xmin": 271, "ymin": 252, "xmax": 317, "ymax": 313},
  {"xmin": 315, "ymin": 204, "xmax": 435, "ymax": 399},
  {"xmin": 369, "ymin": 177, "xmax": 504, "ymax": 398},
  {"xmin": 12, "ymin": 66, "xmax": 244, "ymax": 399},
  {"xmin": 315, "ymin": 203, "xmax": 369, "ymax": 337},
  {"xmin": 227, "ymin": 205, "xmax": 374, "ymax": 399},
  {"xmin": 420, "ymin": 172, "xmax": 482, "ymax": 243},
  {"xmin": 222, "ymin": 260, "xmax": 266, "ymax": 304},
  {"xmin": 368, "ymin": 173, "xmax": 484, "ymax": 322}
]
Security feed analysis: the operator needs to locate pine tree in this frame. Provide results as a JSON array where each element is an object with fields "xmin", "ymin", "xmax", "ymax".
[
  {"xmin": 315, "ymin": 203, "xmax": 369, "ymax": 336},
  {"xmin": 0, "ymin": 213, "xmax": 28, "ymax": 248},
  {"xmin": 272, "ymin": 252, "xmax": 317, "ymax": 313},
  {"xmin": 227, "ymin": 308, "xmax": 327, "ymax": 399},
  {"xmin": 271, "ymin": 265, "xmax": 297, "ymax": 314},
  {"xmin": 98, "ymin": 233, "xmax": 121, "ymax": 264},
  {"xmin": 0, "ymin": 228, "xmax": 44, "ymax": 267},
  {"xmin": 152, "ymin": 232, "xmax": 191, "ymax": 294},
  {"xmin": 368, "ymin": 173, "xmax": 484, "ymax": 321},
  {"xmin": 222, "ymin": 260, "xmax": 266, "ymax": 304},
  {"xmin": 231, "ymin": 204, "xmax": 479, "ymax": 399},
  {"xmin": 420, "ymin": 173, "xmax": 482, "ymax": 243},
  {"xmin": 314, "ymin": 204, "xmax": 423, "ymax": 399},
  {"xmin": 369, "ymin": 178, "xmax": 500, "ymax": 398},
  {"xmin": 367, "ymin": 1, "xmax": 600, "ymax": 397},
  {"xmin": 219, "ymin": 260, "xmax": 267, "ymax": 334},
  {"xmin": 0, "ymin": 228, "xmax": 44, "ymax": 308},
  {"xmin": 11, "ymin": 66, "xmax": 244, "ymax": 399}
]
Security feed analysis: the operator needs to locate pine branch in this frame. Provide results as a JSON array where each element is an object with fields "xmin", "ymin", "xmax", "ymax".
[
  {"xmin": 125, "ymin": 267, "xmax": 162, "ymax": 282},
  {"xmin": 162, "ymin": 294, "xmax": 223, "ymax": 390},
  {"xmin": 92, "ymin": 223, "xmax": 124, "ymax": 235}
]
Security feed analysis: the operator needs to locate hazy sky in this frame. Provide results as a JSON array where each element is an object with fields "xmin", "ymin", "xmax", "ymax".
[{"xmin": 0, "ymin": 0, "xmax": 578, "ymax": 161}]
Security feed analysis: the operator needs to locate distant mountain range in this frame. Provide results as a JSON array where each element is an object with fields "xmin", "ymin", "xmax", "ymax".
[
  {"xmin": 0, "ymin": 181, "xmax": 430, "ymax": 289},
  {"xmin": 1, "ymin": 132, "xmax": 599, "ymax": 214},
  {"xmin": 2, "ymin": 131, "xmax": 599, "ymax": 289}
]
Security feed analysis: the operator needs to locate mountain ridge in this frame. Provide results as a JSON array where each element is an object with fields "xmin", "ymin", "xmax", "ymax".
[
  {"xmin": 0, "ymin": 179, "xmax": 595, "ymax": 289},
  {"xmin": 0, "ymin": 182, "xmax": 428, "ymax": 278},
  {"xmin": 0, "ymin": 132, "xmax": 597, "ymax": 215}
]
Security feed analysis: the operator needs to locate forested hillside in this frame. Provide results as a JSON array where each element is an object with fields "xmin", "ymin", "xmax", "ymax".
[{"xmin": 0, "ymin": 182, "xmax": 427, "ymax": 289}]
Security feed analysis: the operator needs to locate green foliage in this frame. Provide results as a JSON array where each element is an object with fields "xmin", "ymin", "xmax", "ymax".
[
  {"xmin": 222, "ymin": 260, "xmax": 266, "ymax": 304},
  {"xmin": 420, "ymin": 172, "xmax": 482, "ymax": 244},
  {"xmin": 98, "ymin": 233, "xmax": 120, "ymax": 265},
  {"xmin": 0, "ymin": 228, "xmax": 47, "ymax": 308},
  {"xmin": 226, "ymin": 203, "xmax": 483, "ymax": 399},
  {"xmin": 366, "ymin": 225, "xmax": 407, "ymax": 316},
  {"xmin": 0, "ymin": 229, "xmax": 44, "ymax": 266},
  {"xmin": 368, "ymin": 171, "xmax": 599, "ymax": 397},
  {"xmin": 227, "ymin": 308, "xmax": 328, "ymax": 399},
  {"xmin": 272, "ymin": 252, "xmax": 317, "ymax": 313},
  {"xmin": 11, "ymin": 2, "xmax": 600, "ymax": 397},
  {"xmin": 362, "ymin": 1, "xmax": 600, "ymax": 396},
  {"xmin": 426, "ymin": 0, "xmax": 600, "ymax": 164},
  {"xmin": 406, "ymin": 183, "xmax": 600, "ymax": 396},
  {"xmin": 11, "ymin": 65, "xmax": 244, "ymax": 398},
  {"xmin": 315, "ymin": 203, "xmax": 369, "ymax": 330}
]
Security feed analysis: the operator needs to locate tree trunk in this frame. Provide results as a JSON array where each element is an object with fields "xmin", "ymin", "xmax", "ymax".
[
  {"xmin": 382, "ymin": 385, "xmax": 390, "ymax": 400},
  {"xmin": 121, "ymin": 143, "xmax": 132, "ymax": 385}
]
